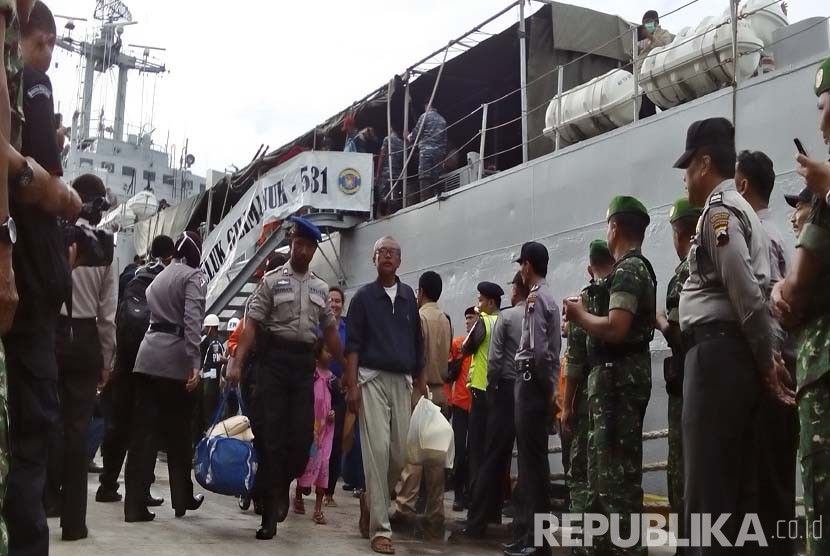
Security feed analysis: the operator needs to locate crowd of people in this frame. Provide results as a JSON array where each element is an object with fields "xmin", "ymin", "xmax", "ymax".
[{"xmin": 0, "ymin": 2, "xmax": 828, "ymax": 556}]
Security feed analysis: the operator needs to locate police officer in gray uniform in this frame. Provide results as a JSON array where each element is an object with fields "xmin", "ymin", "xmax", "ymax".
[
  {"xmin": 229, "ymin": 216, "xmax": 345, "ymax": 540},
  {"xmin": 507, "ymin": 242, "xmax": 560, "ymax": 556},
  {"xmin": 674, "ymin": 118, "xmax": 794, "ymax": 555}
]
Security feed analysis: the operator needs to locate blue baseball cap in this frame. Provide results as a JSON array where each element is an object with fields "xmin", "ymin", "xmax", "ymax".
[{"xmin": 288, "ymin": 215, "xmax": 322, "ymax": 242}]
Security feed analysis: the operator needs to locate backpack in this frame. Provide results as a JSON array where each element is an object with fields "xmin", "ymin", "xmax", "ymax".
[{"xmin": 115, "ymin": 263, "xmax": 164, "ymax": 372}]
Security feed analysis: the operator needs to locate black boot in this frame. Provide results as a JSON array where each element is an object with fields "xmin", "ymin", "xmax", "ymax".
[
  {"xmin": 174, "ymin": 494, "xmax": 204, "ymax": 518},
  {"xmin": 256, "ymin": 495, "xmax": 277, "ymax": 540},
  {"xmin": 124, "ymin": 507, "xmax": 155, "ymax": 523},
  {"xmin": 275, "ymin": 484, "xmax": 290, "ymax": 523}
]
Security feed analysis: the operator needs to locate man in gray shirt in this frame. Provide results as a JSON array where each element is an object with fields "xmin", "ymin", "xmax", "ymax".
[
  {"xmin": 508, "ymin": 242, "xmax": 560, "ymax": 556},
  {"xmin": 735, "ymin": 149, "xmax": 798, "ymax": 556},
  {"xmin": 461, "ymin": 271, "xmax": 528, "ymax": 538}
]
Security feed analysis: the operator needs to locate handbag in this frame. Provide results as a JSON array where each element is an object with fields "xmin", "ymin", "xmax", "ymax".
[{"xmin": 193, "ymin": 388, "xmax": 258, "ymax": 496}]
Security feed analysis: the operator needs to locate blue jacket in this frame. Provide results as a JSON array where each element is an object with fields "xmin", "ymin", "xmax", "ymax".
[{"xmin": 345, "ymin": 278, "xmax": 424, "ymax": 376}]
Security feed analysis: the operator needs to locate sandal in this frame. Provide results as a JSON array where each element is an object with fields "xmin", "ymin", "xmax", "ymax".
[
  {"xmin": 293, "ymin": 495, "xmax": 305, "ymax": 515},
  {"xmin": 323, "ymin": 497, "xmax": 337, "ymax": 508},
  {"xmin": 313, "ymin": 510, "xmax": 326, "ymax": 525},
  {"xmin": 359, "ymin": 492, "xmax": 370, "ymax": 539},
  {"xmin": 371, "ymin": 536, "xmax": 395, "ymax": 555}
]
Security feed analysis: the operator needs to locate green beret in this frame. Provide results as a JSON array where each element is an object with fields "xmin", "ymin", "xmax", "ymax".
[
  {"xmin": 669, "ymin": 197, "xmax": 702, "ymax": 224},
  {"xmin": 589, "ymin": 239, "xmax": 610, "ymax": 259},
  {"xmin": 607, "ymin": 195, "xmax": 650, "ymax": 225},
  {"xmin": 815, "ymin": 57, "xmax": 830, "ymax": 97}
]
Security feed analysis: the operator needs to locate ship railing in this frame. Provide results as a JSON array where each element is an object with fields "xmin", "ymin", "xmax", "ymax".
[{"xmin": 373, "ymin": 0, "xmax": 828, "ymax": 212}]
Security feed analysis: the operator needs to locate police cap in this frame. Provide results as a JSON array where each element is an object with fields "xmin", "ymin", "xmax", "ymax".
[
  {"xmin": 784, "ymin": 186, "xmax": 815, "ymax": 208},
  {"xmin": 673, "ymin": 117, "xmax": 735, "ymax": 169},
  {"xmin": 607, "ymin": 195, "xmax": 650, "ymax": 225},
  {"xmin": 669, "ymin": 197, "xmax": 702, "ymax": 223},
  {"xmin": 815, "ymin": 57, "xmax": 830, "ymax": 97},
  {"xmin": 514, "ymin": 241, "xmax": 549, "ymax": 270},
  {"xmin": 589, "ymin": 239, "xmax": 610, "ymax": 259},
  {"xmin": 477, "ymin": 281, "xmax": 504, "ymax": 301},
  {"xmin": 289, "ymin": 215, "xmax": 322, "ymax": 242}
]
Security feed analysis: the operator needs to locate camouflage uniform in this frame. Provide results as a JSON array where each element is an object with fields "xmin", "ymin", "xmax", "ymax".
[
  {"xmin": 664, "ymin": 259, "xmax": 689, "ymax": 522},
  {"xmin": 565, "ymin": 279, "xmax": 605, "ymax": 556},
  {"xmin": 794, "ymin": 198, "xmax": 830, "ymax": 556},
  {"xmin": 0, "ymin": 5, "xmax": 19, "ymax": 555},
  {"xmin": 565, "ymin": 280, "xmax": 604, "ymax": 516},
  {"xmin": 586, "ymin": 248, "xmax": 655, "ymax": 556},
  {"xmin": 411, "ymin": 108, "xmax": 447, "ymax": 202}
]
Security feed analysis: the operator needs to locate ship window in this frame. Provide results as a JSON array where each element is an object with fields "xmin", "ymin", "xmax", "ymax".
[
  {"xmin": 122, "ymin": 166, "xmax": 135, "ymax": 177},
  {"xmin": 80, "ymin": 158, "xmax": 93, "ymax": 169},
  {"xmin": 142, "ymin": 170, "xmax": 156, "ymax": 182},
  {"xmin": 100, "ymin": 161, "xmax": 114, "ymax": 173},
  {"xmin": 162, "ymin": 174, "xmax": 175, "ymax": 185}
]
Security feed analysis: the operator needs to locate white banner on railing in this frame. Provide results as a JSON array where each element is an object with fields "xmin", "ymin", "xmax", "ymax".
[{"xmin": 201, "ymin": 151, "xmax": 372, "ymax": 304}]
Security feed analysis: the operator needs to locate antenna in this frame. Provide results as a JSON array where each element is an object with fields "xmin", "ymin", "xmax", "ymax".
[{"xmin": 94, "ymin": 0, "xmax": 132, "ymax": 24}]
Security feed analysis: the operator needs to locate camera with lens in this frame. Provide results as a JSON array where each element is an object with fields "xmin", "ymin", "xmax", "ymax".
[{"xmin": 63, "ymin": 196, "xmax": 114, "ymax": 267}]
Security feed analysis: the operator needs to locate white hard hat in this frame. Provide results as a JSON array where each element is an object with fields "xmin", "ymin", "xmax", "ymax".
[
  {"xmin": 226, "ymin": 317, "xmax": 240, "ymax": 332},
  {"xmin": 204, "ymin": 314, "xmax": 220, "ymax": 328}
]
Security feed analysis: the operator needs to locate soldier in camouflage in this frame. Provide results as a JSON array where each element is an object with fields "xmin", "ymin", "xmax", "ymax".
[
  {"xmin": 772, "ymin": 56, "xmax": 830, "ymax": 556},
  {"xmin": 655, "ymin": 197, "xmax": 700, "ymax": 550},
  {"xmin": 408, "ymin": 102, "xmax": 447, "ymax": 204},
  {"xmin": 564, "ymin": 196, "xmax": 656, "ymax": 556},
  {"xmin": 561, "ymin": 239, "xmax": 614, "ymax": 556}
]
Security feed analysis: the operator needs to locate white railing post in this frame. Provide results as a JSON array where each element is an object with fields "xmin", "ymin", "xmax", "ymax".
[
  {"xmin": 632, "ymin": 26, "xmax": 640, "ymax": 124},
  {"xmin": 478, "ymin": 104, "xmax": 489, "ymax": 181},
  {"xmin": 518, "ymin": 0, "xmax": 529, "ymax": 163},
  {"xmin": 555, "ymin": 65, "xmax": 564, "ymax": 151}
]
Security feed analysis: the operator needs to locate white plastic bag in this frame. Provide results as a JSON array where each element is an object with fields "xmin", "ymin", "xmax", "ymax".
[{"xmin": 406, "ymin": 396, "xmax": 455, "ymax": 467}]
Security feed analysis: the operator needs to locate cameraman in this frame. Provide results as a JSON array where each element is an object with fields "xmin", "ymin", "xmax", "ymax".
[
  {"xmin": 2, "ymin": 2, "xmax": 83, "ymax": 553},
  {"xmin": 50, "ymin": 173, "xmax": 117, "ymax": 541}
]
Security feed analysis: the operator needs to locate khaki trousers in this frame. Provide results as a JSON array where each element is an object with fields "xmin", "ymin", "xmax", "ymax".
[
  {"xmin": 394, "ymin": 386, "xmax": 448, "ymax": 525},
  {"xmin": 359, "ymin": 370, "xmax": 412, "ymax": 540}
]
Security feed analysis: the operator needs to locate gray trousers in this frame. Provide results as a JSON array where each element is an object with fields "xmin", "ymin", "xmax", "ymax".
[{"xmin": 359, "ymin": 370, "xmax": 412, "ymax": 540}]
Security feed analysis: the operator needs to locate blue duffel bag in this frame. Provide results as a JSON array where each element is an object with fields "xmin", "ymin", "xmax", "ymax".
[{"xmin": 193, "ymin": 389, "xmax": 258, "ymax": 496}]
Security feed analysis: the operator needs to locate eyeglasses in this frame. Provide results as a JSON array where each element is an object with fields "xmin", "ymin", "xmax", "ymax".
[{"xmin": 375, "ymin": 247, "xmax": 400, "ymax": 258}]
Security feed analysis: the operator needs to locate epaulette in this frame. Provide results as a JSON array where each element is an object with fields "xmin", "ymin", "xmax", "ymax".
[
  {"xmin": 530, "ymin": 284, "xmax": 540, "ymax": 292},
  {"xmin": 708, "ymin": 191, "xmax": 724, "ymax": 205}
]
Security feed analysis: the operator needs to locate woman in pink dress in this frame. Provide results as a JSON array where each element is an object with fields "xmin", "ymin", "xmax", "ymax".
[{"xmin": 294, "ymin": 342, "xmax": 335, "ymax": 524}]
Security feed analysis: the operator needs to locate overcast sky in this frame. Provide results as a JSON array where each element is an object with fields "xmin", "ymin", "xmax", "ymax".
[{"xmin": 43, "ymin": 0, "xmax": 828, "ymax": 176}]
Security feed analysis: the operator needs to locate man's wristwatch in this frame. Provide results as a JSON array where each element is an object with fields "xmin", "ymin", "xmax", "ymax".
[
  {"xmin": 12, "ymin": 159, "xmax": 34, "ymax": 190},
  {"xmin": 0, "ymin": 217, "xmax": 17, "ymax": 246}
]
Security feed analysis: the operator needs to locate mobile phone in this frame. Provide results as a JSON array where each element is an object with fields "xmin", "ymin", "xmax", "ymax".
[{"xmin": 794, "ymin": 138, "xmax": 808, "ymax": 156}]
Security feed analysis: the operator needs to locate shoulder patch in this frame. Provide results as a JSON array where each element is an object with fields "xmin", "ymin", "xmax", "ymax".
[
  {"xmin": 26, "ymin": 83, "xmax": 51, "ymax": 100},
  {"xmin": 710, "ymin": 211, "xmax": 730, "ymax": 246},
  {"xmin": 708, "ymin": 192, "xmax": 723, "ymax": 205}
]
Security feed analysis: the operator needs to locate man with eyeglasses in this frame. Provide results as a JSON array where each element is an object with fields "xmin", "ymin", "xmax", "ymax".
[{"xmin": 343, "ymin": 236, "xmax": 426, "ymax": 555}]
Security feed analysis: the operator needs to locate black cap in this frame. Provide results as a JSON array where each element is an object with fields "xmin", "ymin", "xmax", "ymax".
[
  {"xmin": 784, "ymin": 186, "xmax": 815, "ymax": 208},
  {"xmin": 477, "ymin": 281, "xmax": 504, "ymax": 301},
  {"xmin": 673, "ymin": 117, "xmax": 735, "ymax": 169},
  {"xmin": 515, "ymin": 241, "xmax": 549, "ymax": 270}
]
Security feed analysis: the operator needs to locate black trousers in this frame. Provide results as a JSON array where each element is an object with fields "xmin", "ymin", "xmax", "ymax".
[
  {"xmin": 124, "ymin": 374, "xmax": 194, "ymax": 515},
  {"xmin": 514, "ymin": 376, "xmax": 552, "ymax": 549},
  {"xmin": 451, "ymin": 405, "xmax": 470, "ymax": 503},
  {"xmin": 757, "ymin": 351, "xmax": 798, "ymax": 556},
  {"xmin": 683, "ymin": 336, "xmax": 761, "ymax": 556},
  {"xmin": 52, "ymin": 317, "xmax": 102, "ymax": 534},
  {"xmin": 467, "ymin": 380, "xmax": 516, "ymax": 533},
  {"xmin": 3, "ymin": 310, "xmax": 59, "ymax": 556},
  {"xmin": 251, "ymin": 347, "xmax": 314, "ymax": 503},
  {"xmin": 191, "ymin": 377, "xmax": 220, "ymax": 446},
  {"xmin": 99, "ymin": 368, "xmax": 132, "ymax": 493},
  {"xmin": 467, "ymin": 388, "xmax": 489, "ymax": 495},
  {"xmin": 327, "ymin": 387, "xmax": 346, "ymax": 496}
]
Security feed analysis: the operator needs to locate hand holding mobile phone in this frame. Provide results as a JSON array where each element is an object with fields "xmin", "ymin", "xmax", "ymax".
[{"xmin": 794, "ymin": 138, "xmax": 808, "ymax": 157}]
